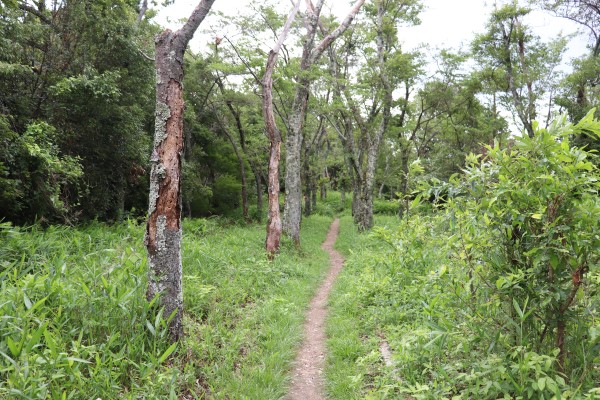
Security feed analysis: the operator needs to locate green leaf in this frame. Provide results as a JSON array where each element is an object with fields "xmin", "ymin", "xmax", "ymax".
[
  {"xmin": 81, "ymin": 281, "xmax": 91, "ymax": 296},
  {"xmin": 145, "ymin": 320, "xmax": 156, "ymax": 336},
  {"xmin": 410, "ymin": 193, "xmax": 423, "ymax": 209},
  {"xmin": 66, "ymin": 357, "xmax": 91, "ymax": 364},
  {"xmin": 538, "ymin": 377, "xmax": 545, "ymax": 391},
  {"xmin": 23, "ymin": 292, "xmax": 32, "ymax": 310},
  {"xmin": 0, "ymin": 350, "xmax": 16, "ymax": 368},
  {"xmin": 25, "ymin": 321, "xmax": 48, "ymax": 353},
  {"xmin": 513, "ymin": 298, "xmax": 524, "ymax": 319},
  {"xmin": 158, "ymin": 342, "xmax": 177, "ymax": 364},
  {"xmin": 6, "ymin": 336, "xmax": 20, "ymax": 358},
  {"xmin": 25, "ymin": 296, "xmax": 49, "ymax": 315}
]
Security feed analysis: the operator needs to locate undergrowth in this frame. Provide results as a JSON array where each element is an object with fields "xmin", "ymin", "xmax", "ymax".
[
  {"xmin": 326, "ymin": 114, "xmax": 600, "ymax": 399},
  {"xmin": 0, "ymin": 215, "xmax": 332, "ymax": 399}
]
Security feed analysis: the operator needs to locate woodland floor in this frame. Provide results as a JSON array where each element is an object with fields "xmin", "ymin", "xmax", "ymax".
[{"xmin": 286, "ymin": 218, "xmax": 344, "ymax": 400}]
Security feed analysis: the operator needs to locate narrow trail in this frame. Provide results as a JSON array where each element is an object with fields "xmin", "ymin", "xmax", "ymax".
[{"xmin": 286, "ymin": 218, "xmax": 344, "ymax": 400}]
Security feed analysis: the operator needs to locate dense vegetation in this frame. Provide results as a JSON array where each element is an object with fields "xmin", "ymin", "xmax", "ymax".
[
  {"xmin": 1, "ymin": 0, "xmax": 600, "ymax": 398},
  {"xmin": 0, "ymin": 215, "xmax": 335, "ymax": 398},
  {"xmin": 327, "ymin": 116, "xmax": 600, "ymax": 398}
]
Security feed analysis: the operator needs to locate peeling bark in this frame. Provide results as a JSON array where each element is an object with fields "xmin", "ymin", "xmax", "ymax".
[
  {"xmin": 145, "ymin": 0, "xmax": 216, "ymax": 343},
  {"xmin": 263, "ymin": 0, "xmax": 301, "ymax": 258}
]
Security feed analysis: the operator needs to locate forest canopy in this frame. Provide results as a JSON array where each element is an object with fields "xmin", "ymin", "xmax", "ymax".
[{"xmin": 0, "ymin": 0, "xmax": 597, "ymax": 225}]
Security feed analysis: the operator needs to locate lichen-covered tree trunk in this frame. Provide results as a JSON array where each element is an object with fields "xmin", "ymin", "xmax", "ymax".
[
  {"xmin": 145, "ymin": 0, "xmax": 215, "ymax": 343},
  {"xmin": 283, "ymin": 0, "xmax": 365, "ymax": 246},
  {"xmin": 283, "ymin": 87, "xmax": 308, "ymax": 246},
  {"xmin": 350, "ymin": 1, "xmax": 391, "ymax": 232},
  {"xmin": 354, "ymin": 135, "xmax": 382, "ymax": 231}
]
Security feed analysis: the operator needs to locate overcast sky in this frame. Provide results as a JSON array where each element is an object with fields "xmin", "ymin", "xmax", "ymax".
[{"xmin": 156, "ymin": 0, "xmax": 590, "ymax": 62}]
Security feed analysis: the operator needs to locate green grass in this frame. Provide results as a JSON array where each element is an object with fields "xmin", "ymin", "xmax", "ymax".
[
  {"xmin": 0, "ymin": 215, "xmax": 333, "ymax": 399},
  {"xmin": 326, "ymin": 211, "xmax": 600, "ymax": 399},
  {"xmin": 325, "ymin": 215, "xmax": 400, "ymax": 399}
]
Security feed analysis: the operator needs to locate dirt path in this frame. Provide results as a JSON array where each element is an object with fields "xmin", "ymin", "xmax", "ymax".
[{"xmin": 286, "ymin": 218, "xmax": 344, "ymax": 400}]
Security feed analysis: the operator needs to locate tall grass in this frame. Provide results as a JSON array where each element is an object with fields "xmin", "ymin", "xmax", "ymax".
[{"xmin": 0, "ymin": 215, "xmax": 332, "ymax": 399}]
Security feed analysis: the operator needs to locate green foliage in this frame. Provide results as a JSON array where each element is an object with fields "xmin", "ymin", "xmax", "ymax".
[
  {"xmin": 326, "ymin": 113, "xmax": 600, "ymax": 398},
  {"xmin": 0, "ymin": 118, "xmax": 83, "ymax": 222},
  {"xmin": 373, "ymin": 199, "xmax": 398, "ymax": 215},
  {"xmin": 455, "ymin": 109, "xmax": 600, "ymax": 374},
  {"xmin": 0, "ymin": 0, "xmax": 156, "ymax": 223},
  {"xmin": 0, "ymin": 215, "xmax": 333, "ymax": 398},
  {"xmin": 0, "ymin": 220, "xmax": 175, "ymax": 398},
  {"xmin": 211, "ymin": 175, "xmax": 241, "ymax": 213}
]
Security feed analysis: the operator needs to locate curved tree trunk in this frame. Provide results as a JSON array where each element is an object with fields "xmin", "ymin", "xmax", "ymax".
[
  {"xmin": 263, "ymin": 0, "xmax": 301, "ymax": 258},
  {"xmin": 145, "ymin": 0, "xmax": 216, "ymax": 343}
]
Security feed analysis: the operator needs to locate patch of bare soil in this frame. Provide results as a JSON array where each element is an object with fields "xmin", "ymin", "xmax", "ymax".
[{"xmin": 286, "ymin": 218, "xmax": 344, "ymax": 400}]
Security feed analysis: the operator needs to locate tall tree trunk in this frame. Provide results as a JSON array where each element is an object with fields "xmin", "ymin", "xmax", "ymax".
[
  {"xmin": 500, "ymin": 21, "xmax": 534, "ymax": 138},
  {"xmin": 320, "ymin": 167, "xmax": 327, "ymax": 200},
  {"xmin": 311, "ymin": 178, "xmax": 317, "ymax": 210},
  {"xmin": 283, "ymin": 86, "xmax": 307, "ymax": 245},
  {"xmin": 263, "ymin": 0, "xmax": 301, "ymax": 258},
  {"xmin": 217, "ymin": 78, "xmax": 260, "ymax": 221},
  {"xmin": 398, "ymin": 147, "xmax": 410, "ymax": 217},
  {"xmin": 115, "ymin": 172, "xmax": 126, "ymax": 221},
  {"xmin": 283, "ymin": 0, "xmax": 365, "ymax": 246},
  {"xmin": 137, "ymin": 0, "xmax": 148, "ymax": 25},
  {"xmin": 145, "ymin": 0, "xmax": 216, "ymax": 343},
  {"xmin": 303, "ymin": 159, "xmax": 312, "ymax": 217},
  {"xmin": 353, "ymin": 2, "xmax": 391, "ymax": 231}
]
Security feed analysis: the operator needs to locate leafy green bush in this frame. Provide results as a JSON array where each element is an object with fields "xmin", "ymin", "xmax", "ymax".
[
  {"xmin": 211, "ymin": 175, "xmax": 241, "ymax": 214},
  {"xmin": 327, "ymin": 112, "xmax": 600, "ymax": 399},
  {"xmin": 373, "ymin": 198, "xmax": 399, "ymax": 215},
  {"xmin": 313, "ymin": 202, "xmax": 335, "ymax": 217}
]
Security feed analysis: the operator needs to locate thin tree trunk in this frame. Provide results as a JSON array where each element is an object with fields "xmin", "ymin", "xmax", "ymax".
[
  {"xmin": 145, "ymin": 0, "xmax": 216, "ymax": 343},
  {"xmin": 216, "ymin": 77, "xmax": 261, "ymax": 221},
  {"xmin": 283, "ymin": 0, "xmax": 365, "ymax": 246},
  {"xmin": 255, "ymin": 171, "xmax": 264, "ymax": 221},
  {"xmin": 501, "ymin": 22, "xmax": 534, "ymax": 138},
  {"xmin": 137, "ymin": 0, "xmax": 148, "ymax": 25},
  {"xmin": 263, "ymin": 0, "xmax": 301, "ymax": 258},
  {"xmin": 311, "ymin": 178, "xmax": 317, "ymax": 210},
  {"xmin": 556, "ymin": 265, "xmax": 585, "ymax": 373},
  {"xmin": 320, "ymin": 167, "xmax": 327, "ymax": 200},
  {"xmin": 303, "ymin": 160, "xmax": 312, "ymax": 217}
]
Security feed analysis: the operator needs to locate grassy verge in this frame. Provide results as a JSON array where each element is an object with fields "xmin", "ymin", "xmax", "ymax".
[
  {"xmin": 325, "ymin": 215, "xmax": 400, "ymax": 399},
  {"xmin": 0, "ymin": 215, "xmax": 332, "ymax": 399}
]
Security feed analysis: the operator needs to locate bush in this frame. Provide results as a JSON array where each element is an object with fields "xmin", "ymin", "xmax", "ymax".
[
  {"xmin": 211, "ymin": 175, "xmax": 241, "ymax": 214},
  {"xmin": 326, "ymin": 112, "xmax": 600, "ymax": 399},
  {"xmin": 373, "ymin": 198, "xmax": 399, "ymax": 215}
]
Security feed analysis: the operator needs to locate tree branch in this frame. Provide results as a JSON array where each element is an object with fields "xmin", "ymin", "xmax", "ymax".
[
  {"xmin": 18, "ymin": 2, "xmax": 51, "ymax": 24},
  {"xmin": 177, "ymin": 0, "xmax": 217, "ymax": 47},
  {"xmin": 309, "ymin": 0, "xmax": 365, "ymax": 64}
]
